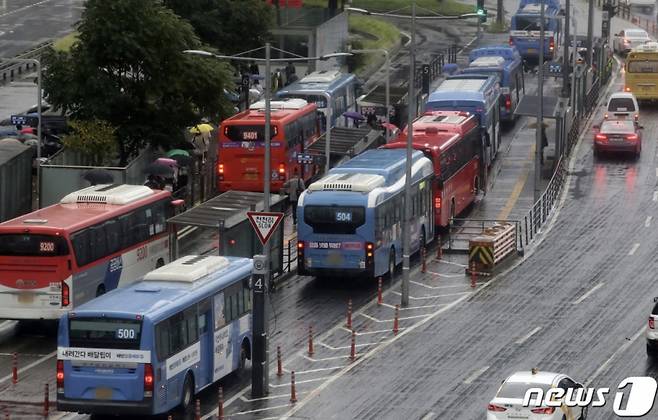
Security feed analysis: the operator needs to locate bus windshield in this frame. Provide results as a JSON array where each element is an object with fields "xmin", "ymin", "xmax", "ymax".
[
  {"xmin": 514, "ymin": 16, "xmax": 549, "ymax": 31},
  {"xmin": 69, "ymin": 318, "xmax": 142, "ymax": 350},
  {"xmin": 304, "ymin": 205, "xmax": 365, "ymax": 234},
  {"xmin": 627, "ymin": 60, "xmax": 658, "ymax": 73},
  {"xmin": 0, "ymin": 234, "xmax": 69, "ymax": 257}
]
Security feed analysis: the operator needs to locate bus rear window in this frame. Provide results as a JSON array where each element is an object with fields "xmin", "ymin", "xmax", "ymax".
[
  {"xmin": 304, "ymin": 206, "xmax": 365, "ymax": 234},
  {"xmin": 627, "ymin": 61, "xmax": 658, "ymax": 73},
  {"xmin": 69, "ymin": 318, "xmax": 142, "ymax": 350},
  {"xmin": 0, "ymin": 234, "xmax": 69, "ymax": 257}
]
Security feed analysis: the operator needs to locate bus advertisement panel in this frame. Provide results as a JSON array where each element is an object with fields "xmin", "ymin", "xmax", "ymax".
[
  {"xmin": 217, "ymin": 98, "xmax": 320, "ymax": 193},
  {"xmin": 57, "ymin": 255, "xmax": 253, "ymax": 416},
  {"xmin": 0, "ymin": 184, "xmax": 175, "ymax": 320},
  {"xmin": 383, "ymin": 111, "xmax": 481, "ymax": 227},
  {"xmin": 297, "ymin": 149, "xmax": 434, "ymax": 279}
]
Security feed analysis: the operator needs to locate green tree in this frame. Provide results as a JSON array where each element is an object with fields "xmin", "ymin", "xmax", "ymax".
[
  {"xmin": 164, "ymin": 0, "xmax": 273, "ymax": 55},
  {"xmin": 43, "ymin": 0, "xmax": 233, "ymax": 164},
  {"xmin": 63, "ymin": 119, "xmax": 118, "ymax": 166}
]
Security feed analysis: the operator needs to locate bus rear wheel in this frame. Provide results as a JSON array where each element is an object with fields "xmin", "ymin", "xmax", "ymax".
[{"xmin": 180, "ymin": 373, "xmax": 194, "ymax": 412}]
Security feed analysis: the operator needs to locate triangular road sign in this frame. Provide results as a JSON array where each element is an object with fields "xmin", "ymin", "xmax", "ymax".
[{"xmin": 246, "ymin": 211, "xmax": 285, "ymax": 245}]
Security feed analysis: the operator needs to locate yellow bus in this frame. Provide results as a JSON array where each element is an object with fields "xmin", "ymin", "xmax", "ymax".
[{"xmin": 625, "ymin": 42, "xmax": 658, "ymax": 100}]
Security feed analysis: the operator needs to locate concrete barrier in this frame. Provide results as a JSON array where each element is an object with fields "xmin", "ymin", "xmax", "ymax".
[{"xmin": 467, "ymin": 222, "xmax": 516, "ymax": 275}]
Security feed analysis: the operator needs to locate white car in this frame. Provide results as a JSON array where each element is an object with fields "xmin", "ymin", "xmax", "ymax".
[
  {"xmin": 605, "ymin": 92, "xmax": 639, "ymax": 121},
  {"xmin": 487, "ymin": 369, "xmax": 588, "ymax": 419},
  {"xmin": 613, "ymin": 29, "xmax": 651, "ymax": 54},
  {"xmin": 647, "ymin": 297, "xmax": 658, "ymax": 357}
]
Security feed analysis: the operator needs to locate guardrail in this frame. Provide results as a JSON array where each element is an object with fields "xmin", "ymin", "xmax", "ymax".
[
  {"xmin": 0, "ymin": 41, "xmax": 52, "ymax": 85},
  {"xmin": 414, "ymin": 44, "xmax": 458, "ymax": 89},
  {"xmin": 283, "ymin": 238, "xmax": 298, "ymax": 274},
  {"xmin": 446, "ymin": 218, "xmax": 520, "ymax": 253}
]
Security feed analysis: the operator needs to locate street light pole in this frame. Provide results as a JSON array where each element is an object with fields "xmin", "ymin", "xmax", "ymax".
[
  {"xmin": 587, "ymin": 0, "xmax": 594, "ymax": 66},
  {"xmin": 1, "ymin": 58, "xmax": 41, "ymax": 209},
  {"xmin": 401, "ymin": 0, "xmax": 416, "ymax": 308},
  {"xmin": 562, "ymin": 0, "xmax": 571, "ymax": 98},
  {"xmin": 534, "ymin": 0, "xmax": 545, "ymax": 202}
]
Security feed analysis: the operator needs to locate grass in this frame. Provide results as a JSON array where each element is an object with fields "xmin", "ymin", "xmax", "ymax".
[
  {"xmin": 348, "ymin": 15, "xmax": 400, "ymax": 75},
  {"xmin": 487, "ymin": 21, "xmax": 508, "ymax": 33},
  {"xmin": 304, "ymin": 0, "xmax": 473, "ymax": 16},
  {"xmin": 53, "ymin": 32, "xmax": 78, "ymax": 52}
]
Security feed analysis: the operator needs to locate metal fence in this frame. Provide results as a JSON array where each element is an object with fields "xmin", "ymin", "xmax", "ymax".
[
  {"xmin": 0, "ymin": 42, "xmax": 52, "ymax": 84},
  {"xmin": 414, "ymin": 45, "xmax": 458, "ymax": 89},
  {"xmin": 282, "ymin": 238, "xmax": 298, "ymax": 274}
]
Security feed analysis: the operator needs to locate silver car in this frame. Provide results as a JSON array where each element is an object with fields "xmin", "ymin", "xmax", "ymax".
[{"xmin": 613, "ymin": 29, "xmax": 651, "ymax": 54}]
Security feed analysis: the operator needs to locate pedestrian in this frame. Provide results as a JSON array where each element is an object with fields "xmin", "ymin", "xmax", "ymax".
[
  {"xmin": 366, "ymin": 113, "xmax": 377, "ymax": 129},
  {"xmin": 282, "ymin": 168, "xmax": 306, "ymax": 224},
  {"xmin": 540, "ymin": 125, "xmax": 548, "ymax": 165},
  {"xmin": 249, "ymin": 61, "xmax": 259, "ymax": 76},
  {"xmin": 284, "ymin": 61, "xmax": 296, "ymax": 86}
]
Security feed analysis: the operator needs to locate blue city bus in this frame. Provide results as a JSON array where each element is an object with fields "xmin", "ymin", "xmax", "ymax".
[
  {"xmin": 425, "ymin": 75, "xmax": 501, "ymax": 169},
  {"xmin": 465, "ymin": 46, "xmax": 525, "ymax": 122},
  {"xmin": 56, "ymin": 255, "xmax": 253, "ymax": 416},
  {"xmin": 275, "ymin": 69, "xmax": 360, "ymax": 130},
  {"xmin": 510, "ymin": 0, "xmax": 563, "ymax": 61},
  {"xmin": 297, "ymin": 149, "xmax": 434, "ymax": 280}
]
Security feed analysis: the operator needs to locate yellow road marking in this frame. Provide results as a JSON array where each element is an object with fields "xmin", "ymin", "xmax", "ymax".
[{"xmin": 496, "ymin": 143, "xmax": 536, "ymax": 220}]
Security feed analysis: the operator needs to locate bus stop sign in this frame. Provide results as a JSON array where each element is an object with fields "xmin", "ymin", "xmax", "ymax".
[{"xmin": 247, "ymin": 211, "xmax": 285, "ymax": 245}]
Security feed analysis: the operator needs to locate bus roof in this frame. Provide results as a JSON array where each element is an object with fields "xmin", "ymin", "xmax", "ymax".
[
  {"xmin": 0, "ymin": 184, "xmax": 170, "ymax": 234},
  {"xmin": 384, "ymin": 131, "xmax": 460, "ymax": 154},
  {"xmin": 630, "ymin": 41, "xmax": 658, "ymax": 54},
  {"xmin": 403, "ymin": 111, "xmax": 479, "ymax": 136},
  {"xmin": 326, "ymin": 149, "xmax": 425, "ymax": 185},
  {"xmin": 469, "ymin": 56, "xmax": 506, "ymax": 68},
  {"xmin": 276, "ymin": 70, "xmax": 358, "ymax": 97},
  {"xmin": 469, "ymin": 45, "xmax": 521, "ymax": 63},
  {"xmin": 222, "ymin": 98, "xmax": 316, "ymax": 124},
  {"xmin": 518, "ymin": 0, "xmax": 561, "ymax": 9},
  {"xmin": 515, "ymin": 3, "xmax": 561, "ymax": 15},
  {"xmin": 429, "ymin": 75, "xmax": 498, "ymax": 103},
  {"xmin": 67, "ymin": 255, "xmax": 253, "ymax": 322}
]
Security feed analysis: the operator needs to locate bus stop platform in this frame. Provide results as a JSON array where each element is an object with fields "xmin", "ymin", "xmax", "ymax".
[{"xmin": 308, "ymin": 126, "xmax": 384, "ymax": 168}]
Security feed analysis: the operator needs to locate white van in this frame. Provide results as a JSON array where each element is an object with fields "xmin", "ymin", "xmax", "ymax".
[{"xmin": 605, "ymin": 92, "xmax": 639, "ymax": 121}]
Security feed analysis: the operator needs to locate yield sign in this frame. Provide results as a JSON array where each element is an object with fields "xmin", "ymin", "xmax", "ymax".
[{"xmin": 246, "ymin": 211, "xmax": 285, "ymax": 245}]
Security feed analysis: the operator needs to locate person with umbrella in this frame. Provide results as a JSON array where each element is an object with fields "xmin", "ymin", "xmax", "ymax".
[
  {"xmin": 143, "ymin": 161, "xmax": 174, "ymax": 190},
  {"xmin": 282, "ymin": 167, "xmax": 306, "ymax": 225}
]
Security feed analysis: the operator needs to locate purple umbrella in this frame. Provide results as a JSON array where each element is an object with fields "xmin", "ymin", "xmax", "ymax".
[{"xmin": 343, "ymin": 111, "xmax": 366, "ymax": 121}]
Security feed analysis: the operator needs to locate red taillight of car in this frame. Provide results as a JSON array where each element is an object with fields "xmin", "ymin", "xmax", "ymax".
[
  {"xmin": 62, "ymin": 282, "xmax": 70, "ymax": 307},
  {"xmin": 627, "ymin": 134, "xmax": 639, "ymax": 141},
  {"xmin": 505, "ymin": 95, "xmax": 512, "ymax": 110},
  {"xmin": 56, "ymin": 360, "xmax": 64, "ymax": 393},
  {"xmin": 509, "ymin": 37, "xmax": 514, "ymax": 46},
  {"xmin": 595, "ymin": 134, "xmax": 607, "ymax": 141},
  {"xmin": 650, "ymin": 317, "xmax": 655, "ymax": 329},
  {"xmin": 549, "ymin": 37, "xmax": 555, "ymax": 52},
  {"xmin": 487, "ymin": 404, "xmax": 507, "ymax": 412},
  {"xmin": 143, "ymin": 363, "xmax": 154, "ymax": 397},
  {"xmin": 531, "ymin": 406, "xmax": 555, "ymax": 414}
]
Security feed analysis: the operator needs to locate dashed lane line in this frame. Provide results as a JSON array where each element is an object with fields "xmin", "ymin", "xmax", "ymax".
[
  {"xmin": 0, "ymin": 350, "xmax": 56, "ymax": 384},
  {"xmin": 269, "ymin": 376, "xmax": 332, "ymax": 388},
  {"xmin": 515, "ymin": 327, "xmax": 542, "ymax": 345},
  {"xmin": 240, "ymin": 392, "xmax": 305, "ymax": 402},
  {"xmin": 572, "ymin": 283, "xmax": 605, "ymax": 305},
  {"xmin": 317, "ymin": 341, "xmax": 383, "ymax": 350},
  {"xmin": 646, "ymin": 216, "xmax": 652, "ymax": 227},
  {"xmin": 360, "ymin": 312, "xmax": 430, "ymax": 323},
  {"xmin": 391, "ymin": 290, "xmax": 471, "ymax": 300},
  {"xmin": 585, "ymin": 325, "xmax": 645, "ymax": 386},
  {"xmin": 0, "ymin": 0, "xmax": 52, "ymax": 19},
  {"xmin": 424, "ymin": 270, "xmax": 464, "ymax": 278},
  {"xmin": 282, "ymin": 366, "xmax": 345, "ymax": 375},
  {"xmin": 463, "ymin": 365, "xmax": 490, "ymax": 384},
  {"xmin": 420, "ymin": 412, "xmax": 438, "ymax": 420},
  {"xmin": 653, "ymin": 191, "xmax": 658, "ymax": 202},
  {"xmin": 628, "ymin": 243, "xmax": 640, "ymax": 255}
]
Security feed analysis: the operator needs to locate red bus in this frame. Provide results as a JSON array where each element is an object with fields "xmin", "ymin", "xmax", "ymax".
[
  {"xmin": 218, "ymin": 98, "xmax": 320, "ymax": 192},
  {"xmin": 0, "ymin": 184, "xmax": 179, "ymax": 320},
  {"xmin": 383, "ymin": 110, "xmax": 481, "ymax": 227}
]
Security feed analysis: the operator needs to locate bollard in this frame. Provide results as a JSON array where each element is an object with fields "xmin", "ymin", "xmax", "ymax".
[
  {"xmin": 195, "ymin": 398, "xmax": 201, "ymax": 420},
  {"xmin": 377, "ymin": 277, "xmax": 383, "ymax": 306},
  {"xmin": 471, "ymin": 262, "xmax": 477, "ymax": 288},
  {"xmin": 277, "ymin": 345, "xmax": 283, "ymax": 377},
  {"xmin": 437, "ymin": 238, "xmax": 443, "ymax": 259},
  {"xmin": 308, "ymin": 325, "xmax": 314, "ymax": 356},
  {"xmin": 218, "ymin": 386, "xmax": 224, "ymax": 420},
  {"xmin": 393, "ymin": 304, "xmax": 399, "ymax": 335},
  {"xmin": 11, "ymin": 353, "xmax": 17, "ymax": 385},
  {"xmin": 421, "ymin": 247, "xmax": 427, "ymax": 273},
  {"xmin": 349, "ymin": 329, "xmax": 356, "ymax": 362},
  {"xmin": 44, "ymin": 383, "xmax": 49, "ymax": 417},
  {"xmin": 290, "ymin": 371, "xmax": 297, "ymax": 403},
  {"xmin": 346, "ymin": 298, "xmax": 352, "ymax": 329}
]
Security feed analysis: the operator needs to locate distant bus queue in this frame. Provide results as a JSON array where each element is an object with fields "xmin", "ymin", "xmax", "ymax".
[{"xmin": 509, "ymin": 0, "xmax": 563, "ymax": 62}]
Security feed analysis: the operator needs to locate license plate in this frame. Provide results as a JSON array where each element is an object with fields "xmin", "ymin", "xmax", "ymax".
[
  {"xmin": 326, "ymin": 252, "xmax": 344, "ymax": 266},
  {"xmin": 18, "ymin": 293, "xmax": 34, "ymax": 304},
  {"xmin": 527, "ymin": 48, "xmax": 537, "ymax": 54},
  {"xmin": 609, "ymin": 136, "xmax": 625, "ymax": 142},
  {"xmin": 95, "ymin": 387, "xmax": 112, "ymax": 399}
]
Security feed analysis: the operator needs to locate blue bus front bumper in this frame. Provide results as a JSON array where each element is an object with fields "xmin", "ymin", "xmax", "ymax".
[{"xmin": 57, "ymin": 396, "xmax": 153, "ymax": 415}]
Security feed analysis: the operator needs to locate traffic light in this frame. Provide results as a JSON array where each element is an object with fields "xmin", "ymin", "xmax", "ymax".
[{"xmin": 475, "ymin": 0, "xmax": 487, "ymax": 22}]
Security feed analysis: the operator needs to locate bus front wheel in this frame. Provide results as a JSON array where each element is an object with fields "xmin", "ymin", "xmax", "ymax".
[{"xmin": 180, "ymin": 373, "xmax": 194, "ymax": 412}]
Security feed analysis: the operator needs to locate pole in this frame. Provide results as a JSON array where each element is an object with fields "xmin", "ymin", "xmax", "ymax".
[
  {"xmin": 384, "ymin": 50, "xmax": 390, "ymax": 140},
  {"xmin": 587, "ymin": 0, "xmax": 594, "ymax": 66},
  {"xmin": 401, "ymin": 1, "xmax": 415, "ymax": 308},
  {"xmin": 570, "ymin": 18, "xmax": 578, "ymax": 112},
  {"xmin": 562, "ymin": 0, "xmax": 571, "ymax": 97},
  {"xmin": 252, "ymin": 43, "xmax": 271, "ymax": 399},
  {"xmin": 497, "ymin": 0, "xmax": 503, "ymax": 25},
  {"xmin": 324, "ymin": 92, "xmax": 332, "ymax": 174},
  {"xmin": 535, "ymin": 0, "xmax": 545, "ymax": 202},
  {"xmin": 35, "ymin": 60, "xmax": 41, "ymax": 209}
]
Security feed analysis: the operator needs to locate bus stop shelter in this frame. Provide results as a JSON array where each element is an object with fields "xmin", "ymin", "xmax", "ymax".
[
  {"xmin": 167, "ymin": 191, "xmax": 286, "ymax": 278},
  {"xmin": 514, "ymin": 95, "xmax": 568, "ymax": 160}
]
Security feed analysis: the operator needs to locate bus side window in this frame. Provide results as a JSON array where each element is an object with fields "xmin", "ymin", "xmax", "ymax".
[
  {"xmin": 133, "ymin": 209, "xmax": 149, "ymax": 243},
  {"xmin": 71, "ymin": 230, "xmax": 90, "ymax": 267},
  {"xmin": 213, "ymin": 292, "xmax": 226, "ymax": 330},
  {"xmin": 243, "ymin": 277, "xmax": 251, "ymax": 312},
  {"xmin": 156, "ymin": 320, "xmax": 171, "ymax": 361},
  {"xmin": 118, "ymin": 213, "xmax": 134, "ymax": 249},
  {"xmin": 184, "ymin": 306, "xmax": 198, "ymax": 345},
  {"xmin": 105, "ymin": 219, "xmax": 121, "ymax": 255},
  {"xmin": 151, "ymin": 201, "xmax": 167, "ymax": 235},
  {"xmin": 90, "ymin": 224, "xmax": 107, "ymax": 262},
  {"xmin": 198, "ymin": 298, "xmax": 211, "ymax": 334}
]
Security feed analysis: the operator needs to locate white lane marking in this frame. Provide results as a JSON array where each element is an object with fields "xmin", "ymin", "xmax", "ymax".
[
  {"xmin": 380, "ymin": 302, "xmax": 446, "ymax": 310},
  {"xmin": 411, "ymin": 281, "xmax": 469, "ymax": 289},
  {"xmin": 0, "ymin": 0, "xmax": 52, "ymax": 18},
  {"xmin": 391, "ymin": 290, "xmax": 470, "ymax": 299},
  {"xmin": 0, "ymin": 350, "xmax": 56, "ymax": 384},
  {"xmin": 340, "ymin": 326, "xmax": 405, "ymax": 335},
  {"xmin": 317, "ymin": 340, "xmax": 383, "ymax": 350},
  {"xmin": 303, "ymin": 354, "xmax": 350, "ymax": 362},
  {"xmin": 463, "ymin": 365, "xmax": 490, "ymax": 384},
  {"xmin": 628, "ymin": 243, "xmax": 640, "ymax": 255},
  {"xmin": 435, "ymin": 259, "xmax": 467, "ymax": 268},
  {"xmin": 420, "ymin": 412, "xmax": 438, "ymax": 420},
  {"xmin": 654, "ymin": 191, "xmax": 658, "ymax": 202},
  {"xmin": 280, "ymin": 294, "xmax": 471, "ymax": 419},
  {"xmin": 424, "ymin": 270, "xmax": 464, "ymax": 278},
  {"xmin": 241, "ymin": 392, "xmax": 305, "ymax": 402},
  {"xmin": 646, "ymin": 216, "xmax": 652, "ymax": 227},
  {"xmin": 572, "ymin": 283, "xmax": 605, "ymax": 305},
  {"xmin": 515, "ymin": 327, "xmax": 542, "ymax": 345},
  {"xmin": 282, "ymin": 366, "xmax": 345, "ymax": 375},
  {"xmin": 0, "ymin": 352, "xmax": 49, "ymax": 357},
  {"xmin": 457, "ymin": 36, "xmax": 478, "ymax": 55},
  {"xmin": 232, "ymin": 403, "xmax": 290, "ymax": 415},
  {"xmin": 585, "ymin": 325, "xmax": 645, "ymax": 386},
  {"xmin": 655, "ymin": 167, "xmax": 658, "ymax": 178},
  {"xmin": 269, "ymin": 376, "xmax": 331, "ymax": 388},
  {"xmin": 177, "ymin": 225, "xmax": 197, "ymax": 239},
  {"xmin": 359, "ymin": 312, "xmax": 430, "ymax": 323}
]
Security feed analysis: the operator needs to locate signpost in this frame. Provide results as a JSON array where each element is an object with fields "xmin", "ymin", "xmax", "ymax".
[{"xmin": 246, "ymin": 211, "xmax": 285, "ymax": 245}]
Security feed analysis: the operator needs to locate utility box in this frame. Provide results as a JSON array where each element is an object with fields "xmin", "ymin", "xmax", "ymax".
[{"xmin": 0, "ymin": 142, "xmax": 33, "ymax": 222}]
